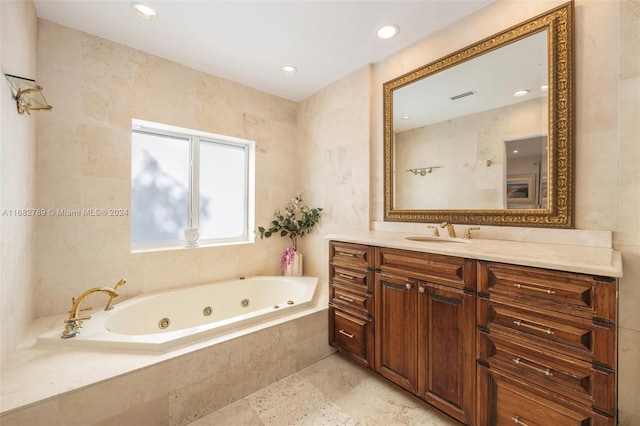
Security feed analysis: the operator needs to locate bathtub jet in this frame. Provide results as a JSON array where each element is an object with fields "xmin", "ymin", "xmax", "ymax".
[{"xmin": 38, "ymin": 276, "xmax": 318, "ymax": 352}]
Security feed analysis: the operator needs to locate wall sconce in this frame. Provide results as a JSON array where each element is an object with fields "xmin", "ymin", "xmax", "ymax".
[{"xmin": 4, "ymin": 73, "xmax": 53, "ymax": 115}]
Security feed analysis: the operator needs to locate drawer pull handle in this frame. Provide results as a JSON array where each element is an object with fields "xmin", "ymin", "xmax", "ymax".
[
  {"xmin": 338, "ymin": 274, "xmax": 355, "ymax": 280},
  {"xmin": 513, "ymin": 357, "xmax": 553, "ymax": 376},
  {"xmin": 511, "ymin": 416, "xmax": 529, "ymax": 426},
  {"xmin": 338, "ymin": 295, "xmax": 355, "ymax": 303},
  {"xmin": 514, "ymin": 319, "xmax": 554, "ymax": 335},
  {"xmin": 514, "ymin": 283, "xmax": 555, "ymax": 294},
  {"xmin": 339, "ymin": 252, "xmax": 355, "ymax": 257},
  {"xmin": 338, "ymin": 329, "xmax": 354, "ymax": 339}
]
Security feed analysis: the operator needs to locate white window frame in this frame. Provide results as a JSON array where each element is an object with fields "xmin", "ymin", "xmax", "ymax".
[{"xmin": 131, "ymin": 118, "xmax": 255, "ymax": 252}]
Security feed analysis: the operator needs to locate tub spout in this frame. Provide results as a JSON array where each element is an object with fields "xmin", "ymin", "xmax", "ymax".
[{"xmin": 61, "ymin": 279, "xmax": 126, "ymax": 339}]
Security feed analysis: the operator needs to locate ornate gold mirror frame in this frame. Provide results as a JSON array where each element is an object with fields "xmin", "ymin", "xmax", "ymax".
[{"xmin": 383, "ymin": 2, "xmax": 574, "ymax": 228}]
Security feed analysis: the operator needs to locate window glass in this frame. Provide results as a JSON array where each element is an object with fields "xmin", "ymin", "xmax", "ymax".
[
  {"xmin": 199, "ymin": 140, "xmax": 247, "ymax": 240},
  {"xmin": 131, "ymin": 132, "xmax": 190, "ymax": 244}
]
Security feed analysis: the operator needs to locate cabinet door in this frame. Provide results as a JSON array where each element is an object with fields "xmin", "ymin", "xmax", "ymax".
[
  {"xmin": 375, "ymin": 272, "xmax": 417, "ymax": 392},
  {"xmin": 418, "ymin": 281, "xmax": 475, "ymax": 424}
]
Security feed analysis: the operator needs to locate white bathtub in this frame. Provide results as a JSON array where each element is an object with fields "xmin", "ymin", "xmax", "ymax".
[{"xmin": 37, "ymin": 276, "xmax": 319, "ymax": 352}]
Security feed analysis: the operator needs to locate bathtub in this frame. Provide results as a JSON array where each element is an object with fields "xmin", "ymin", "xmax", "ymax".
[{"xmin": 37, "ymin": 276, "xmax": 319, "ymax": 352}]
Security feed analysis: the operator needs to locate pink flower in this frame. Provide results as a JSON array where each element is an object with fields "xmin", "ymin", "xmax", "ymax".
[{"xmin": 280, "ymin": 245, "xmax": 296, "ymax": 270}]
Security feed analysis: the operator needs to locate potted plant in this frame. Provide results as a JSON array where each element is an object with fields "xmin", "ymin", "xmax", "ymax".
[{"xmin": 257, "ymin": 193, "xmax": 323, "ymax": 276}]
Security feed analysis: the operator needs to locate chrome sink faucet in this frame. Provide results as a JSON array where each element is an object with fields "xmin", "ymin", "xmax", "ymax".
[
  {"xmin": 61, "ymin": 278, "xmax": 126, "ymax": 339},
  {"xmin": 440, "ymin": 222, "xmax": 456, "ymax": 238}
]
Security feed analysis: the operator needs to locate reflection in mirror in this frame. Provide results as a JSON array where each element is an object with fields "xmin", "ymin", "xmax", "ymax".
[
  {"xmin": 393, "ymin": 31, "xmax": 548, "ymax": 211},
  {"xmin": 384, "ymin": 2, "xmax": 574, "ymax": 227},
  {"xmin": 505, "ymin": 136, "xmax": 547, "ymax": 209}
]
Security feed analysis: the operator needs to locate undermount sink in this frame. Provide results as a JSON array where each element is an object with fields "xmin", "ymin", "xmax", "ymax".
[{"xmin": 405, "ymin": 236, "xmax": 470, "ymax": 244}]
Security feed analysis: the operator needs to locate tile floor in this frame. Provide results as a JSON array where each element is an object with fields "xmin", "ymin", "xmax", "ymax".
[{"xmin": 188, "ymin": 353, "xmax": 462, "ymax": 426}]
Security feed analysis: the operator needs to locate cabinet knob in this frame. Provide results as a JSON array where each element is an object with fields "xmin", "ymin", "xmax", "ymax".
[
  {"xmin": 405, "ymin": 283, "xmax": 412, "ymax": 290},
  {"xmin": 419, "ymin": 286, "xmax": 425, "ymax": 293}
]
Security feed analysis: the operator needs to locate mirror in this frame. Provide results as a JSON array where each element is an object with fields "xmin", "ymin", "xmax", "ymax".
[{"xmin": 384, "ymin": 2, "xmax": 574, "ymax": 227}]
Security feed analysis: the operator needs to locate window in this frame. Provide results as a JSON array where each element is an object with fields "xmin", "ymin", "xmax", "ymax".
[{"xmin": 131, "ymin": 119, "xmax": 255, "ymax": 251}]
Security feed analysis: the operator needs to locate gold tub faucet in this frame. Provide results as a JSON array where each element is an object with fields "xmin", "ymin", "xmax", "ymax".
[{"xmin": 61, "ymin": 278, "xmax": 126, "ymax": 339}]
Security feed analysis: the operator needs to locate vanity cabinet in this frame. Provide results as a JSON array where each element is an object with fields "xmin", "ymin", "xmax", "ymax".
[
  {"xmin": 327, "ymin": 239, "xmax": 618, "ymax": 425},
  {"xmin": 328, "ymin": 241, "xmax": 376, "ymax": 368},
  {"xmin": 476, "ymin": 261, "xmax": 617, "ymax": 425},
  {"xmin": 375, "ymin": 248, "xmax": 476, "ymax": 425}
]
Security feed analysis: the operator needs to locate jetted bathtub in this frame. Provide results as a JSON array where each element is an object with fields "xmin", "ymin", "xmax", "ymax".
[{"xmin": 37, "ymin": 276, "xmax": 319, "ymax": 352}]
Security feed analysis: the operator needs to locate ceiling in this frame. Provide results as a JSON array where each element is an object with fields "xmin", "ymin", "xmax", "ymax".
[
  {"xmin": 33, "ymin": 1, "xmax": 493, "ymax": 102},
  {"xmin": 393, "ymin": 30, "xmax": 548, "ymax": 132}
]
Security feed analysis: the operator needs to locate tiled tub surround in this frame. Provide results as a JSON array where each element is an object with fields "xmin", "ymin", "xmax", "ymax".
[{"xmin": 0, "ymin": 294, "xmax": 333, "ymax": 426}]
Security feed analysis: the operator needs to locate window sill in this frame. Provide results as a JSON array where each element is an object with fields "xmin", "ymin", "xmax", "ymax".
[{"xmin": 131, "ymin": 239, "xmax": 254, "ymax": 254}]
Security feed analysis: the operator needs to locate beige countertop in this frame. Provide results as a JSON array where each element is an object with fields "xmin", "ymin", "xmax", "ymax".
[{"xmin": 326, "ymin": 230, "xmax": 623, "ymax": 278}]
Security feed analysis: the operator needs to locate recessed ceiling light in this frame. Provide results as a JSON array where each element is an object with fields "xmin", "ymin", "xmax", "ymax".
[
  {"xmin": 377, "ymin": 24, "xmax": 399, "ymax": 40},
  {"xmin": 281, "ymin": 65, "xmax": 297, "ymax": 75},
  {"xmin": 540, "ymin": 84, "xmax": 549, "ymax": 91},
  {"xmin": 513, "ymin": 89, "xmax": 530, "ymax": 97},
  {"xmin": 401, "ymin": 116, "xmax": 411, "ymax": 120},
  {"xmin": 131, "ymin": 3, "xmax": 157, "ymax": 20},
  {"xmin": 513, "ymin": 150, "xmax": 519, "ymax": 154}
]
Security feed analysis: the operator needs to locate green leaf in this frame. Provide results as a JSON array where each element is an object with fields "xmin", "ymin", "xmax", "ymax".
[{"xmin": 265, "ymin": 232, "xmax": 272, "ymax": 238}]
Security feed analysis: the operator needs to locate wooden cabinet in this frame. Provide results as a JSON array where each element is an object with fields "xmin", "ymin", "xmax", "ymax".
[
  {"xmin": 476, "ymin": 261, "xmax": 617, "ymax": 425},
  {"xmin": 328, "ymin": 241, "xmax": 618, "ymax": 426},
  {"xmin": 328, "ymin": 241, "xmax": 375, "ymax": 368},
  {"xmin": 375, "ymin": 248, "xmax": 476, "ymax": 425}
]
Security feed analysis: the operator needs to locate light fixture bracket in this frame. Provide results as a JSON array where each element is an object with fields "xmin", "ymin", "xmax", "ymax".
[{"xmin": 4, "ymin": 73, "xmax": 53, "ymax": 115}]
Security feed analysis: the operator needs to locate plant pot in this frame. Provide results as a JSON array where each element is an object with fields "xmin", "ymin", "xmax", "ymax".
[{"xmin": 284, "ymin": 251, "xmax": 303, "ymax": 276}]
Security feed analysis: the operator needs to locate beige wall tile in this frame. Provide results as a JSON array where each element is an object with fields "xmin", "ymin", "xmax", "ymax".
[
  {"xmin": 1, "ymin": 0, "xmax": 38, "ymax": 367},
  {"xmin": 619, "ymin": 245, "xmax": 640, "ymax": 331},
  {"xmin": 618, "ymin": 327, "xmax": 640, "ymax": 425}
]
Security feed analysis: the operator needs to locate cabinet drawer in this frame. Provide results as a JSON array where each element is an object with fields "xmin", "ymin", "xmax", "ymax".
[
  {"xmin": 479, "ymin": 367, "xmax": 615, "ymax": 426},
  {"xmin": 330, "ymin": 265, "xmax": 374, "ymax": 294},
  {"xmin": 329, "ymin": 307, "xmax": 373, "ymax": 367},
  {"xmin": 329, "ymin": 241, "xmax": 375, "ymax": 270},
  {"xmin": 330, "ymin": 284, "xmax": 373, "ymax": 316},
  {"xmin": 479, "ymin": 298, "xmax": 615, "ymax": 367},
  {"xmin": 378, "ymin": 248, "xmax": 475, "ymax": 291},
  {"xmin": 478, "ymin": 331, "xmax": 616, "ymax": 415},
  {"xmin": 478, "ymin": 261, "xmax": 616, "ymax": 323}
]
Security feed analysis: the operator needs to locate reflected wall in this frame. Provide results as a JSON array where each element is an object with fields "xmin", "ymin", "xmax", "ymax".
[{"xmin": 395, "ymin": 97, "xmax": 546, "ymax": 209}]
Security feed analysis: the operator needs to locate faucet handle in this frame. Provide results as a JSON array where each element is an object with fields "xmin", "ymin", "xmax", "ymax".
[
  {"xmin": 427, "ymin": 225, "xmax": 440, "ymax": 236},
  {"xmin": 464, "ymin": 227, "xmax": 481, "ymax": 239}
]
